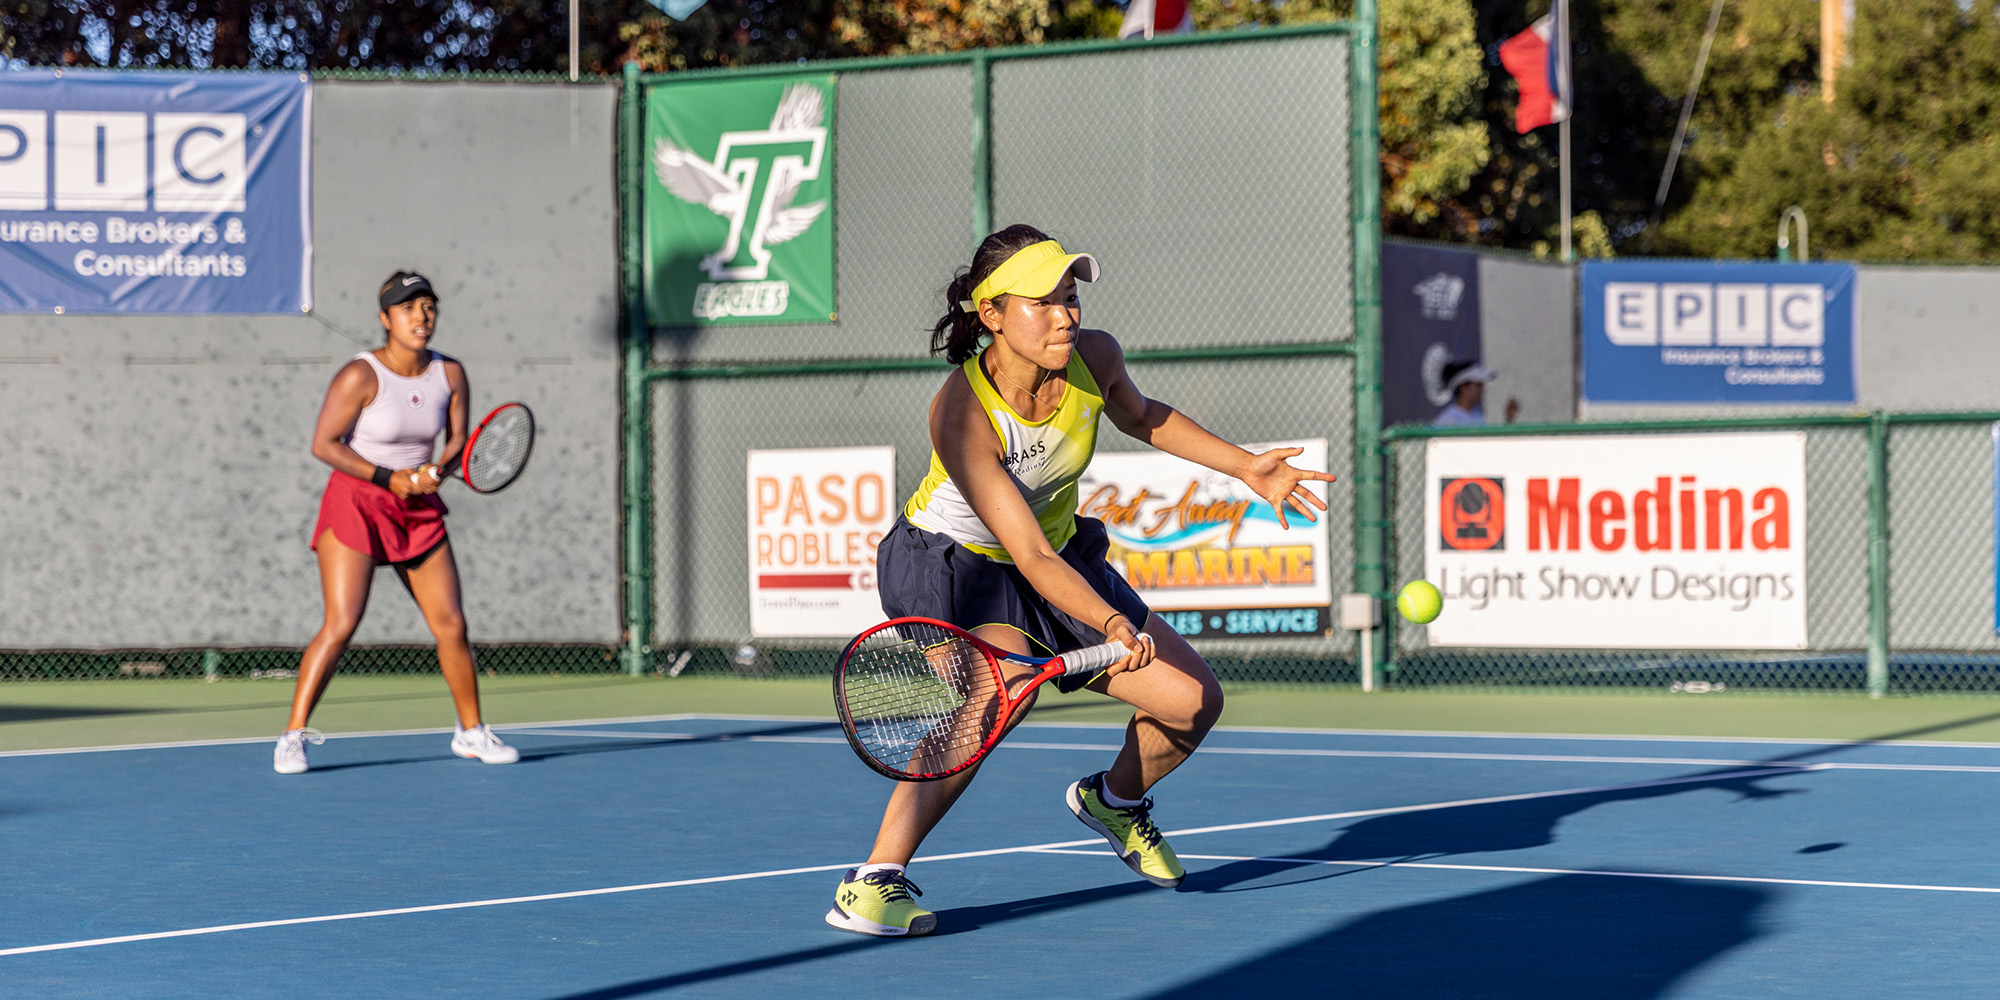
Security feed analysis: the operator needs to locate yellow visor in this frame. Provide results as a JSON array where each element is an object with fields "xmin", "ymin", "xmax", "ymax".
[{"xmin": 958, "ymin": 240, "xmax": 1100, "ymax": 313}]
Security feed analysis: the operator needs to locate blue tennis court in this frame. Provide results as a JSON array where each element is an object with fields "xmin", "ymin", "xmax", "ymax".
[{"xmin": 5, "ymin": 714, "xmax": 1998, "ymax": 998}]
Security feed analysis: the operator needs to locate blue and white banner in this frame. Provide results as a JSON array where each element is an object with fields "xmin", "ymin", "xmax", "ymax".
[
  {"xmin": 1582, "ymin": 261, "xmax": 1856, "ymax": 404},
  {"xmin": 0, "ymin": 70, "xmax": 310, "ymax": 314}
]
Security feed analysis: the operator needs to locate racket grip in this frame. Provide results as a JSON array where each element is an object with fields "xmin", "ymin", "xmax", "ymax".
[{"xmin": 1061, "ymin": 640, "xmax": 1131, "ymax": 676}]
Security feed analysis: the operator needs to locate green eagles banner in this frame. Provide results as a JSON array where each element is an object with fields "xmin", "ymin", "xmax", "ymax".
[{"xmin": 644, "ymin": 74, "xmax": 836, "ymax": 326}]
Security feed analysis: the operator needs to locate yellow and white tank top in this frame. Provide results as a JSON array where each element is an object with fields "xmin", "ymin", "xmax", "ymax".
[{"xmin": 904, "ymin": 349, "xmax": 1102, "ymax": 563}]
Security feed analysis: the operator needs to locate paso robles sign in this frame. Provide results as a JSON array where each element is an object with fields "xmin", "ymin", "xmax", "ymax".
[{"xmin": 1423, "ymin": 433, "xmax": 1808, "ymax": 649}]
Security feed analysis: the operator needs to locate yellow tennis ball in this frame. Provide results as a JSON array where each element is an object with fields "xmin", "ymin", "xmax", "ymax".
[{"xmin": 1397, "ymin": 580, "xmax": 1442, "ymax": 624}]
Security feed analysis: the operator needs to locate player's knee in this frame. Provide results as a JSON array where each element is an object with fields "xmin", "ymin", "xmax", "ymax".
[
  {"xmin": 319, "ymin": 614, "xmax": 362, "ymax": 643},
  {"xmin": 1188, "ymin": 680, "xmax": 1224, "ymax": 735},
  {"xmin": 426, "ymin": 611, "xmax": 467, "ymax": 643},
  {"xmin": 1156, "ymin": 674, "xmax": 1222, "ymax": 735}
]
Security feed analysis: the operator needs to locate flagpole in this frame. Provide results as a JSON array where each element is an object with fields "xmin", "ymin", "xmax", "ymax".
[{"xmin": 1558, "ymin": 0, "xmax": 1572, "ymax": 261}]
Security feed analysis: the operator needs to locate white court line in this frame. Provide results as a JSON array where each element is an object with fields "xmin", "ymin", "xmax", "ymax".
[
  {"xmin": 1031, "ymin": 848, "xmax": 2000, "ymax": 896},
  {"xmin": 13, "ymin": 711, "xmax": 2000, "ymax": 757},
  {"xmin": 0, "ymin": 764, "xmax": 1829, "ymax": 959},
  {"xmin": 12, "ymin": 723, "xmax": 1999, "ymax": 774},
  {"xmin": 505, "ymin": 729, "xmax": 2000, "ymax": 773}
]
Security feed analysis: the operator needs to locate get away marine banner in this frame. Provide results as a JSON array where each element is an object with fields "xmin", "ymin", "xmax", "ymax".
[
  {"xmin": 1423, "ymin": 433, "xmax": 1808, "ymax": 649},
  {"xmin": 1078, "ymin": 440, "xmax": 1333, "ymax": 640},
  {"xmin": 645, "ymin": 74, "xmax": 835, "ymax": 327},
  {"xmin": 0, "ymin": 70, "xmax": 310, "ymax": 314}
]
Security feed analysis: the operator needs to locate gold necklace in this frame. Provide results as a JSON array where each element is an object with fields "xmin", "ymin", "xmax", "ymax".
[{"xmin": 988, "ymin": 361, "xmax": 1059, "ymax": 402}]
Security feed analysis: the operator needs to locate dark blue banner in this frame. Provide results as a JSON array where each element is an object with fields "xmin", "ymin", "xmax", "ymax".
[
  {"xmin": 1382, "ymin": 241, "xmax": 1482, "ymax": 426},
  {"xmin": 1581, "ymin": 260, "xmax": 1856, "ymax": 404},
  {"xmin": 0, "ymin": 70, "xmax": 310, "ymax": 314}
]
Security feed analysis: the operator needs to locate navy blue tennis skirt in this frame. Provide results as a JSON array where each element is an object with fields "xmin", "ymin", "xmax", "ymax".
[{"xmin": 876, "ymin": 515, "xmax": 1151, "ymax": 693}]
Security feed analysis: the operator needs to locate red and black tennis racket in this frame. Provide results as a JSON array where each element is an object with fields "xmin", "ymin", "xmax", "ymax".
[
  {"xmin": 835, "ymin": 617, "xmax": 1131, "ymax": 781},
  {"xmin": 431, "ymin": 402, "xmax": 535, "ymax": 494}
]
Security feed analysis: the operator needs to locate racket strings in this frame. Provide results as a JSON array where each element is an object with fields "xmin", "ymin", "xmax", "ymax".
[
  {"xmin": 841, "ymin": 624, "xmax": 1001, "ymax": 777},
  {"xmin": 467, "ymin": 408, "xmax": 531, "ymax": 488}
]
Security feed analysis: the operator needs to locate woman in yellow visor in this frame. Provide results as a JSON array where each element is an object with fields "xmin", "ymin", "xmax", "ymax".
[{"xmin": 826, "ymin": 224, "xmax": 1337, "ymax": 938}]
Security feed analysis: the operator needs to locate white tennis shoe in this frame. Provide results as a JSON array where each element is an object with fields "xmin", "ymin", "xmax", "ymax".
[
  {"xmin": 450, "ymin": 724, "xmax": 520, "ymax": 764},
  {"xmin": 273, "ymin": 728, "xmax": 324, "ymax": 774}
]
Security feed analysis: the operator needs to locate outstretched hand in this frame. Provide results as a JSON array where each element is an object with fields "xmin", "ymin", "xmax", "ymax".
[{"xmin": 1241, "ymin": 446, "xmax": 1338, "ymax": 529}]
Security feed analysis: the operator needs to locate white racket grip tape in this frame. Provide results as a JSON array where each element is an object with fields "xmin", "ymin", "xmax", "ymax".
[{"xmin": 1061, "ymin": 640, "xmax": 1132, "ymax": 676}]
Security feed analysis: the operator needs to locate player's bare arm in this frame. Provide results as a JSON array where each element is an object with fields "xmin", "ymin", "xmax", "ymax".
[{"xmin": 1079, "ymin": 329, "xmax": 1334, "ymax": 528}]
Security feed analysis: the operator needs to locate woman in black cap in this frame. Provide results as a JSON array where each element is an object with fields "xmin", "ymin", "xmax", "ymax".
[{"xmin": 272, "ymin": 270, "xmax": 517, "ymax": 774}]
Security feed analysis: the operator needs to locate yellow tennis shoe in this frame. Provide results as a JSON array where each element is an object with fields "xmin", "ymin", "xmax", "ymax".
[
  {"xmin": 825, "ymin": 867, "xmax": 936, "ymax": 937},
  {"xmin": 1067, "ymin": 771, "xmax": 1185, "ymax": 887}
]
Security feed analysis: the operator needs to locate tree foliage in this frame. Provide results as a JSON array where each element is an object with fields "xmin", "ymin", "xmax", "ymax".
[
  {"xmin": 1192, "ymin": 0, "xmax": 1493, "ymax": 239},
  {"xmin": 1658, "ymin": 0, "xmax": 2000, "ymax": 260},
  {"xmin": 12, "ymin": 0, "xmax": 1996, "ymax": 259}
]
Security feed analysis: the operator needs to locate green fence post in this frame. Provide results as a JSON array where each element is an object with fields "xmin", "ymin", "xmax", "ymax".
[
  {"xmin": 620, "ymin": 62, "xmax": 654, "ymax": 676},
  {"xmin": 201, "ymin": 649, "xmax": 221, "ymax": 682},
  {"xmin": 971, "ymin": 52, "xmax": 993, "ymax": 243},
  {"xmin": 1349, "ymin": 0, "xmax": 1386, "ymax": 686},
  {"xmin": 1867, "ymin": 411, "xmax": 1890, "ymax": 697}
]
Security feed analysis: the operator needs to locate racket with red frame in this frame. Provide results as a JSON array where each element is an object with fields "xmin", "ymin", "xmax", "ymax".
[
  {"xmin": 432, "ymin": 402, "xmax": 535, "ymax": 494},
  {"xmin": 835, "ymin": 616, "xmax": 1131, "ymax": 781}
]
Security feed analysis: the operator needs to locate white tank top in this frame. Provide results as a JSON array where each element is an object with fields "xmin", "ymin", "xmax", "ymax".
[{"xmin": 345, "ymin": 350, "xmax": 451, "ymax": 471}]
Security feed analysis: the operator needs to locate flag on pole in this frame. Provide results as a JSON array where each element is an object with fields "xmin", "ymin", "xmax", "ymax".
[
  {"xmin": 1120, "ymin": 0, "xmax": 1193, "ymax": 40},
  {"xmin": 1498, "ymin": 1, "xmax": 1571, "ymax": 133}
]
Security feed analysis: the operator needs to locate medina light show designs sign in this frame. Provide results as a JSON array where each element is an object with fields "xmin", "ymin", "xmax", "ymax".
[
  {"xmin": 747, "ymin": 447, "xmax": 894, "ymax": 638},
  {"xmin": 0, "ymin": 70, "xmax": 311, "ymax": 314},
  {"xmin": 645, "ymin": 74, "xmax": 835, "ymax": 327},
  {"xmin": 1423, "ymin": 433, "xmax": 1807, "ymax": 649},
  {"xmin": 1078, "ymin": 440, "xmax": 1333, "ymax": 639}
]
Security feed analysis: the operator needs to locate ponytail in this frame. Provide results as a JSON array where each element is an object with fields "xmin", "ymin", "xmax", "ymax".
[{"xmin": 929, "ymin": 223, "xmax": 1055, "ymax": 366}]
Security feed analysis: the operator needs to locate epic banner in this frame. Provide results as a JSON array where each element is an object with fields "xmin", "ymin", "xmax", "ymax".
[
  {"xmin": 0, "ymin": 70, "xmax": 311, "ymax": 314},
  {"xmin": 1581, "ymin": 260, "xmax": 1856, "ymax": 404},
  {"xmin": 645, "ymin": 74, "xmax": 836, "ymax": 327},
  {"xmin": 1078, "ymin": 440, "xmax": 1333, "ymax": 639},
  {"xmin": 1423, "ymin": 433, "xmax": 1808, "ymax": 649}
]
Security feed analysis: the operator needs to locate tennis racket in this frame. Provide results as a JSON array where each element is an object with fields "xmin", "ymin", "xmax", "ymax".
[
  {"xmin": 427, "ymin": 402, "xmax": 535, "ymax": 494},
  {"xmin": 835, "ymin": 617, "xmax": 1131, "ymax": 781}
]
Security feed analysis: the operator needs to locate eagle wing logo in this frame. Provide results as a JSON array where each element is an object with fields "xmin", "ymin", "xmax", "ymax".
[{"xmin": 651, "ymin": 82, "xmax": 829, "ymax": 281}]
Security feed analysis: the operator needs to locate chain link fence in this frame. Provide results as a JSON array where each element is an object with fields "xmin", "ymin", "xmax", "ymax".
[
  {"xmin": 1378, "ymin": 415, "xmax": 2000, "ymax": 693},
  {"xmin": 641, "ymin": 29, "xmax": 1365, "ymax": 685},
  {"xmin": 0, "ymin": 646, "xmax": 623, "ymax": 682}
]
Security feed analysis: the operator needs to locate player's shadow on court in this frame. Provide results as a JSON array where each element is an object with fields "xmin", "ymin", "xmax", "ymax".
[
  {"xmin": 1180, "ymin": 765, "xmax": 1807, "ymax": 896},
  {"xmin": 1148, "ymin": 873, "xmax": 1768, "ymax": 1000}
]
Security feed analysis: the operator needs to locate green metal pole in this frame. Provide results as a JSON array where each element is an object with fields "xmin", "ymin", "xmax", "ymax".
[
  {"xmin": 1866, "ymin": 411, "xmax": 1890, "ymax": 697},
  {"xmin": 1349, "ymin": 0, "xmax": 1386, "ymax": 686},
  {"xmin": 620, "ymin": 63, "xmax": 654, "ymax": 676},
  {"xmin": 971, "ymin": 52, "xmax": 993, "ymax": 243}
]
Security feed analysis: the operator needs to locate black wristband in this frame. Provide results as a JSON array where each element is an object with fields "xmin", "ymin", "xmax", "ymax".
[
  {"xmin": 370, "ymin": 465, "xmax": 394, "ymax": 488},
  {"xmin": 1103, "ymin": 612, "xmax": 1126, "ymax": 635}
]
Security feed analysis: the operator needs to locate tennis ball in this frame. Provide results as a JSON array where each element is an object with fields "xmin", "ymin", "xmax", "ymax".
[{"xmin": 1397, "ymin": 580, "xmax": 1443, "ymax": 624}]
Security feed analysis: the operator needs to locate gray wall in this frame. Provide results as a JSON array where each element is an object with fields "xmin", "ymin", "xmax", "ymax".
[
  {"xmin": 0, "ymin": 81, "xmax": 622, "ymax": 648},
  {"xmin": 1476, "ymin": 255, "xmax": 1575, "ymax": 424}
]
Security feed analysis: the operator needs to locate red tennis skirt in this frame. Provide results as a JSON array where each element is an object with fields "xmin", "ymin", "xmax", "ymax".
[{"xmin": 311, "ymin": 470, "xmax": 449, "ymax": 563}]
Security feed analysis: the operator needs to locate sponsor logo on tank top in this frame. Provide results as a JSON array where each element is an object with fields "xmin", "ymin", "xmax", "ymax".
[{"xmin": 406, "ymin": 389, "xmax": 425, "ymax": 408}]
